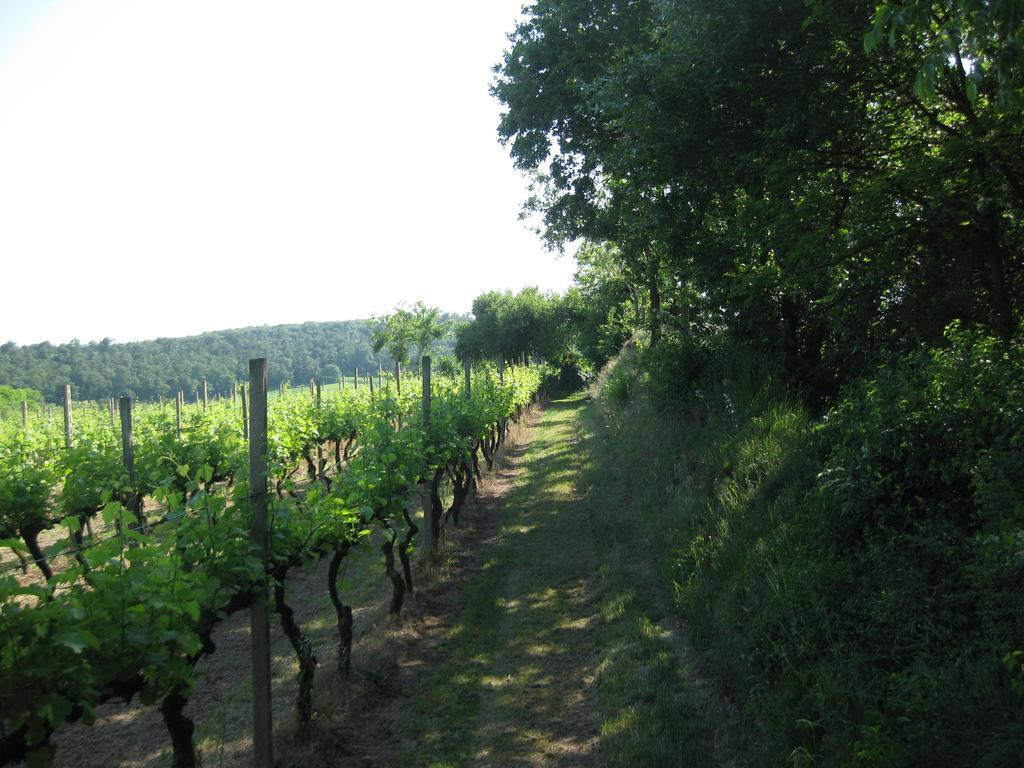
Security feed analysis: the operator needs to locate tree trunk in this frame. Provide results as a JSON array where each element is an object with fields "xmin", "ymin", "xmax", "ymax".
[
  {"xmin": 21, "ymin": 524, "xmax": 52, "ymax": 581},
  {"xmin": 159, "ymin": 689, "xmax": 198, "ymax": 768},
  {"xmin": 327, "ymin": 546, "xmax": 353, "ymax": 675},
  {"xmin": 274, "ymin": 579, "xmax": 318, "ymax": 726},
  {"xmin": 382, "ymin": 530, "xmax": 405, "ymax": 615},
  {"xmin": 430, "ymin": 468, "xmax": 445, "ymax": 547},
  {"xmin": 647, "ymin": 249, "xmax": 662, "ymax": 347},
  {"xmin": 399, "ymin": 507, "xmax": 418, "ymax": 592},
  {"xmin": 985, "ymin": 240, "xmax": 1016, "ymax": 342}
]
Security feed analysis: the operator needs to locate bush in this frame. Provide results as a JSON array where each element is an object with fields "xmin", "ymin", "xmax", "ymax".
[{"xmin": 804, "ymin": 324, "xmax": 1024, "ymax": 764}]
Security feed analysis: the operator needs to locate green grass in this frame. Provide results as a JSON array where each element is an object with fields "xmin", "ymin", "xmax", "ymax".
[
  {"xmin": 405, "ymin": 396, "xmax": 594, "ymax": 766},
  {"xmin": 402, "ymin": 391, "xmax": 749, "ymax": 766},
  {"xmin": 580, "ymin": 363, "xmax": 754, "ymax": 767}
]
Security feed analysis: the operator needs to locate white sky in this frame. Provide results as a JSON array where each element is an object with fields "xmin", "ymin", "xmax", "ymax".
[{"xmin": 0, "ymin": 0, "xmax": 573, "ymax": 345}]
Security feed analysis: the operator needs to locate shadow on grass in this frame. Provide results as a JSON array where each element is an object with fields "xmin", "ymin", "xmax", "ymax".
[{"xmin": 407, "ymin": 394, "xmax": 598, "ymax": 767}]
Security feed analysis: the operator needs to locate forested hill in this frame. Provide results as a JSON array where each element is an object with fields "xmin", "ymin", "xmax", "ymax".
[{"xmin": 0, "ymin": 320, "xmax": 447, "ymax": 402}]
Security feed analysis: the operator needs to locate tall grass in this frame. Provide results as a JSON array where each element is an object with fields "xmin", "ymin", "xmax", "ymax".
[{"xmin": 589, "ymin": 328, "xmax": 1024, "ymax": 766}]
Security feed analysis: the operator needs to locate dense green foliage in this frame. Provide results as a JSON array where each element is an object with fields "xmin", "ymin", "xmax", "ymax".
[
  {"xmin": 372, "ymin": 302, "xmax": 450, "ymax": 370},
  {"xmin": 494, "ymin": 0, "xmax": 1023, "ymax": 397},
  {"xmin": 0, "ymin": 386, "xmax": 42, "ymax": 421},
  {"xmin": 589, "ymin": 335, "xmax": 1024, "ymax": 768},
  {"xmin": 493, "ymin": 0, "xmax": 1024, "ymax": 764},
  {"xmin": 0, "ymin": 318, "xmax": 462, "ymax": 404},
  {"xmin": 595, "ymin": 334, "xmax": 1024, "ymax": 765},
  {"xmin": 456, "ymin": 286, "xmax": 601, "ymax": 389}
]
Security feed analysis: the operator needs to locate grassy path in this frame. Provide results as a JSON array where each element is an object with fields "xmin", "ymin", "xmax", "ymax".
[
  {"xmin": 407, "ymin": 395, "xmax": 599, "ymax": 767},
  {"xmin": 289, "ymin": 392, "xmax": 748, "ymax": 768},
  {"xmin": 402, "ymin": 391, "xmax": 746, "ymax": 768}
]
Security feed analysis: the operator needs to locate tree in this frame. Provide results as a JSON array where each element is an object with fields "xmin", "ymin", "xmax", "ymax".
[
  {"xmin": 322, "ymin": 364, "xmax": 342, "ymax": 384},
  {"xmin": 494, "ymin": 0, "xmax": 1024, "ymax": 398},
  {"xmin": 410, "ymin": 302, "xmax": 449, "ymax": 368},
  {"xmin": 457, "ymin": 287, "xmax": 565, "ymax": 365},
  {"xmin": 371, "ymin": 307, "xmax": 416, "ymax": 368}
]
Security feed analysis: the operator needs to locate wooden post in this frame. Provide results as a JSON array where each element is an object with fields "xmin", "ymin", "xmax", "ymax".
[
  {"xmin": 62, "ymin": 384, "xmax": 73, "ymax": 449},
  {"xmin": 119, "ymin": 396, "xmax": 141, "ymax": 521},
  {"xmin": 422, "ymin": 356, "xmax": 431, "ymax": 426},
  {"xmin": 499, "ymin": 358, "xmax": 505, "ymax": 385},
  {"xmin": 21, "ymin": 400, "xmax": 28, "ymax": 428},
  {"xmin": 395, "ymin": 361, "xmax": 401, "ymax": 396},
  {"xmin": 241, "ymin": 383, "xmax": 249, "ymax": 441},
  {"xmin": 248, "ymin": 358, "xmax": 273, "ymax": 768},
  {"xmin": 175, "ymin": 390, "xmax": 183, "ymax": 438},
  {"xmin": 315, "ymin": 380, "xmax": 322, "ymax": 407},
  {"xmin": 369, "ymin": 374, "xmax": 375, "ymax": 400},
  {"xmin": 338, "ymin": 375, "xmax": 343, "ymax": 391},
  {"xmin": 422, "ymin": 356, "xmax": 436, "ymax": 545},
  {"xmin": 279, "ymin": 381, "xmax": 285, "ymax": 399},
  {"xmin": 309, "ymin": 378, "xmax": 315, "ymax": 399},
  {"xmin": 464, "ymin": 357, "xmax": 472, "ymax": 400},
  {"xmin": 109, "ymin": 397, "xmax": 116, "ymax": 425},
  {"xmin": 232, "ymin": 382, "xmax": 237, "ymax": 405},
  {"xmin": 354, "ymin": 367, "xmax": 359, "ymax": 390},
  {"xmin": 202, "ymin": 380, "xmax": 208, "ymax": 411}
]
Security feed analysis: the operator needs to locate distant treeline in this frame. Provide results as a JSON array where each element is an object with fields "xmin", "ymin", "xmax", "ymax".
[{"xmin": 0, "ymin": 319, "xmax": 460, "ymax": 403}]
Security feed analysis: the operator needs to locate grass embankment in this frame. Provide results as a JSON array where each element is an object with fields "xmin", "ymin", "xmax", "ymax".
[{"xmin": 592, "ymin": 336, "xmax": 1024, "ymax": 767}]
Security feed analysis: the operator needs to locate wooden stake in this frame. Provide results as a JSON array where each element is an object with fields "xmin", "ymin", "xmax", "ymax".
[
  {"xmin": 241, "ymin": 384, "xmax": 249, "ymax": 441},
  {"xmin": 202, "ymin": 380, "xmax": 208, "ymax": 411},
  {"xmin": 395, "ymin": 361, "xmax": 402, "ymax": 396},
  {"xmin": 422, "ymin": 356, "xmax": 436, "ymax": 546},
  {"xmin": 119, "ymin": 395, "xmax": 141, "ymax": 521},
  {"xmin": 175, "ymin": 391, "xmax": 183, "ymax": 438},
  {"xmin": 248, "ymin": 358, "xmax": 273, "ymax": 768},
  {"xmin": 21, "ymin": 400, "xmax": 28, "ymax": 428},
  {"xmin": 464, "ymin": 357, "xmax": 472, "ymax": 400},
  {"xmin": 62, "ymin": 384, "xmax": 73, "ymax": 449},
  {"xmin": 422, "ymin": 356, "xmax": 431, "ymax": 431}
]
